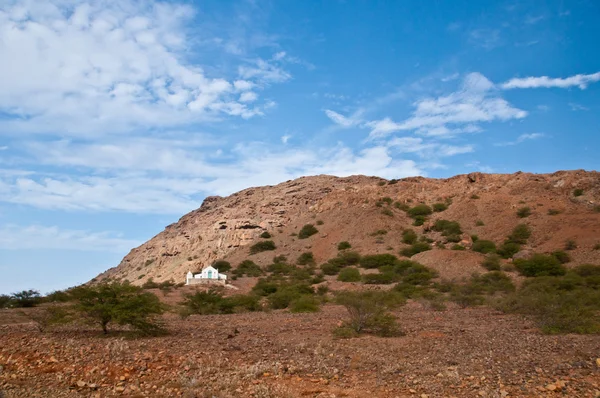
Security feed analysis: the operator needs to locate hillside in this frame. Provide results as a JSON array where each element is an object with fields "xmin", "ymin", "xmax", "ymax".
[{"xmin": 95, "ymin": 170, "xmax": 600, "ymax": 285}]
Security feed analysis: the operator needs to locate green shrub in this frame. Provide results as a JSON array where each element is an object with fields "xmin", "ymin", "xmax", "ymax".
[
  {"xmin": 551, "ymin": 251, "xmax": 571, "ymax": 264},
  {"xmin": 268, "ymin": 288, "xmax": 303, "ymax": 309},
  {"xmin": 212, "ymin": 260, "xmax": 231, "ymax": 272},
  {"xmin": 267, "ymin": 262, "xmax": 297, "ymax": 275},
  {"xmin": 432, "ymin": 220, "xmax": 462, "ymax": 236},
  {"xmin": 402, "ymin": 229, "xmax": 418, "ymax": 244},
  {"xmin": 412, "ymin": 216, "xmax": 427, "ymax": 226},
  {"xmin": 432, "ymin": 202, "xmax": 448, "ymax": 212},
  {"xmin": 297, "ymin": 252, "xmax": 315, "ymax": 266},
  {"xmin": 475, "ymin": 220, "xmax": 485, "ymax": 226},
  {"xmin": 233, "ymin": 260, "xmax": 263, "ymax": 277},
  {"xmin": 337, "ymin": 267, "xmax": 361, "ymax": 282},
  {"xmin": 381, "ymin": 208, "xmax": 393, "ymax": 217},
  {"xmin": 450, "ymin": 284, "xmax": 485, "ymax": 308},
  {"xmin": 260, "ymin": 231, "xmax": 272, "ymax": 239},
  {"xmin": 497, "ymin": 275, "xmax": 600, "ymax": 334},
  {"xmin": 471, "ymin": 271, "xmax": 515, "ymax": 294},
  {"xmin": 182, "ymin": 289, "xmax": 260, "ymax": 316},
  {"xmin": 451, "ymin": 244, "xmax": 465, "ymax": 250},
  {"xmin": 400, "ymin": 242, "xmax": 431, "ymax": 257},
  {"xmin": 547, "ymin": 209, "xmax": 561, "ymax": 215},
  {"xmin": 377, "ymin": 181, "xmax": 386, "ymax": 186},
  {"xmin": 334, "ymin": 291, "xmax": 405, "ymax": 337},
  {"xmin": 0, "ymin": 294, "xmax": 13, "ymax": 308},
  {"xmin": 564, "ymin": 239, "xmax": 577, "ymax": 251},
  {"xmin": 316, "ymin": 220, "xmax": 324, "ymax": 226},
  {"xmin": 517, "ymin": 207, "xmax": 531, "ymax": 218},
  {"xmin": 572, "ymin": 264, "xmax": 600, "ymax": 277},
  {"xmin": 472, "ymin": 239, "xmax": 497, "ymax": 254},
  {"xmin": 514, "ymin": 254, "xmax": 566, "ymax": 277},
  {"xmin": 446, "ymin": 234, "xmax": 461, "ymax": 243},
  {"xmin": 470, "ymin": 194, "xmax": 480, "ymax": 199},
  {"xmin": 298, "ymin": 224, "xmax": 319, "ymax": 239},
  {"xmin": 402, "ymin": 264, "xmax": 438, "ymax": 285},
  {"xmin": 320, "ymin": 263, "xmax": 341, "ymax": 275},
  {"xmin": 333, "ymin": 326, "xmax": 359, "ymax": 339},
  {"xmin": 481, "ymin": 254, "xmax": 501, "ymax": 271},
  {"xmin": 359, "ymin": 254, "xmax": 398, "ymax": 269},
  {"xmin": 363, "ymin": 272, "xmax": 395, "ymax": 284},
  {"xmin": 573, "ymin": 188, "xmax": 584, "ymax": 197},
  {"xmin": 497, "ymin": 242, "xmax": 521, "ymax": 259},
  {"xmin": 507, "ymin": 224, "xmax": 531, "ymax": 245},
  {"xmin": 44, "ymin": 289, "xmax": 73, "ymax": 303},
  {"xmin": 289, "ymin": 295, "xmax": 320, "ymax": 313},
  {"xmin": 471, "ymin": 234, "xmax": 479, "ymax": 242},
  {"xmin": 337, "ymin": 241, "xmax": 351, "ymax": 250},
  {"xmin": 379, "ymin": 197, "xmax": 393, "ymax": 205},
  {"xmin": 249, "ymin": 240, "xmax": 276, "ymax": 254},
  {"xmin": 407, "ymin": 204, "xmax": 433, "ymax": 218},
  {"xmin": 394, "ymin": 201, "xmax": 410, "ymax": 211}
]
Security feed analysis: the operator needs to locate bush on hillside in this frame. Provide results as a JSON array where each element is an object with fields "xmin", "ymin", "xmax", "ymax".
[
  {"xmin": 514, "ymin": 254, "xmax": 566, "ymax": 277},
  {"xmin": 212, "ymin": 260, "xmax": 232, "ymax": 272},
  {"xmin": 407, "ymin": 204, "xmax": 433, "ymax": 218},
  {"xmin": 472, "ymin": 239, "xmax": 497, "ymax": 254},
  {"xmin": 507, "ymin": 224, "xmax": 531, "ymax": 244},
  {"xmin": 400, "ymin": 242, "xmax": 431, "ymax": 257},
  {"xmin": 233, "ymin": 260, "xmax": 263, "ymax": 277},
  {"xmin": 334, "ymin": 291, "xmax": 405, "ymax": 337},
  {"xmin": 249, "ymin": 240, "xmax": 276, "ymax": 254},
  {"xmin": 10, "ymin": 290, "xmax": 42, "ymax": 308},
  {"xmin": 551, "ymin": 251, "xmax": 571, "ymax": 264},
  {"xmin": 359, "ymin": 254, "xmax": 399, "ymax": 269},
  {"xmin": 497, "ymin": 242, "xmax": 521, "ymax": 259},
  {"xmin": 259, "ymin": 231, "xmax": 272, "ymax": 239},
  {"xmin": 181, "ymin": 289, "xmax": 261, "ymax": 316},
  {"xmin": 289, "ymin": 295, "xmax": 320, "ymax": 313},
  {"xmin": 296, "ymin": 252, "xmax": 315, "ymax": 266},
  {"xmin": 363, "ymin": 272, "xmax": 395, "ymax": 285},
  {"xmin": 573, "ymin": 188, "xmax": 584, "ymax": 197},
  {"xmin": 402, "ymin": 229, "xmax": 418, "ymax": 244},
  {"xmin": 481, "ymin": 254, "xmax": 502, "ymax": 271},
  {"xmin": 432, "ymin": 202, "xmax": 448, "ymax": 212},
  {"xmin": 337, "ymin": 241, "xmax": 352, "ymax": 250},
  {"xmin": 432, "ymin": 220, "xmax": 462, "ymax": 236},
  {"xmin": 337, "ymin": 267, "xmax": 361, "ymax": 282},
  {"xmin": 517, "ymin": 207, "xmax": 532, "ymax": 218},
  {"xmin": 298, "ymin": 224, "xmax": 319, "ymax": 239}
]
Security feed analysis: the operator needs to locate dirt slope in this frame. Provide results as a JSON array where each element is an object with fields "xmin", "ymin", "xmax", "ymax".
[{"xmin": 95, "ymin": 170, "xmax": 600, "ymax": 285}]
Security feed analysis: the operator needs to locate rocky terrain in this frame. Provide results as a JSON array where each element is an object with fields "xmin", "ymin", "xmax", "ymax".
[
  {"xmin": 97, "ymin": 170, "xmax": 600, "ymax": 285},
  {"xmin": 2, "ymin": 302, "xmax": 600, "ymax": 397}
]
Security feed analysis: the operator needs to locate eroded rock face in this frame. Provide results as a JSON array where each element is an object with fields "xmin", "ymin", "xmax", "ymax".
[{"xmin": 95, "ymin": 171, "xmax": 600, "ymax": 285}]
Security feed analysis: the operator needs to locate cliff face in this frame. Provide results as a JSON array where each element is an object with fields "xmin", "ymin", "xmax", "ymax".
[{"xmin": 95, "ymin": 170, "xmax": 600, "ymax": 285}]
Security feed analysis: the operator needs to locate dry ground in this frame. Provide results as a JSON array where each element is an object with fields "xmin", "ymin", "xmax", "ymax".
[{"xmin": 1, "ymin": 299, "xmax": 599, "ymax": 398}]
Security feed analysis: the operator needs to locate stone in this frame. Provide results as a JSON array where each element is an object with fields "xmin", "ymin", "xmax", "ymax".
[{"xmin": 76, "ymin": 380, "xmax": 86, "ymax": 388}]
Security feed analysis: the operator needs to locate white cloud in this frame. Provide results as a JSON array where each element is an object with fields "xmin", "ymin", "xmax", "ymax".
[
  {"xmin": 569, "ymin": 103, "xmax": 589, "ymax": 111},
  {"xmin": 0, "ymin": 0, "xmax": 288, "ymax": 136},
  {"xmin": 0, "ymin": 224, "xmax": 140, "ymax": 252},
  {"xmin": 324, "ymin": 109, "xmax": 362, "ymax": 128},
  {"xmin": 387, "ymin": 137, "xmax": 473, "ymax": 158},
  {"xmin": 494, "ymin": 133, "xmax": 545, "ymax": 147},
  {"xmin": 281, "ymin": 135, "xmax": 291, "ymax": 144},
  {"xmin": 239, "ymin": 91, "xmax": 258, "ymax": 103},
  {"xmin": 502, "ymin": 72, "xmax": 600, "ymax": 90},
  {"xmin": 1, "ymin": 139, "xmax": 424, "ymax": 213},
  {"xmin": 366, "ymin": 73, "xmax": 526, "ymax": 139}
]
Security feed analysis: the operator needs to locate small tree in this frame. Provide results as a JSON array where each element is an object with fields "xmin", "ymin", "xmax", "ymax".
[
  {"xmin": 402, "ymin": 229, "xmax": 418, "ymax": 244},
  {"xmin": 212, "ymin": 260, "xmax": 232, "ymax": 272},
  {"xmin": 335, "ymin": 291, "xmax": 404, "ymax": 337},
  {"xmin": 516, "ymin": 207, "xmax": 531, "ymax": 218},
  {"xmin": 249, "ymin": 240, "xmax": 276, "ymax": 254},
  {"xmin": 70, "ymin": 282, "xmax": 166, "ymax": 335},
  {"xmin": 337, "ymin": 267, "xmax": 361, "ymax": 282},
  {"xmin": 11, "ymin": 290, "xmax": 42, "ymax": 308}
]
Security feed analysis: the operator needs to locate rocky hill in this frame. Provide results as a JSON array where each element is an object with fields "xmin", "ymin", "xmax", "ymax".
[{"xmin": 95, "ymin": 170, "xmax": 600, "ymax": 285}]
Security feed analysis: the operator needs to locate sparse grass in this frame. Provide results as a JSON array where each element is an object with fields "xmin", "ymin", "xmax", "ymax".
[
  {"xmin": 547, "ymin": 209, "xmax": 561, "ymax": 215},
  {"xmin": 564, "ymin": 239, "xmax": 577, "ymax": 251},
  {"xmin": 517, "ymin": 206, "xmax": 532, "ymax": 218},
  {"xmin": 249, "ymin": 240, "xmax": 276, "ymax": 254},
  {"xmin": 394, "ymin": 201, "xmax": 410, "ymax": 211},
  {"xmin": 451, "ymin": 244, "xmax": 465, "ymax": 250},
  {"xmin": 370, "ymin": 229, "xmax": 388, "ymax": 236},
  {"xmin": 298, "ymin": 224, "xmax": 319, "ymax": 239}
]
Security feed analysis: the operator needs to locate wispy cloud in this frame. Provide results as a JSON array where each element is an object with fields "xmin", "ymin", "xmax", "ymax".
[
  {"xmin": 0, "ymin": 0, "xmax": 289, "ymax": 137},
  {"xmin": 502, "ymin": 72, "xmax": 600, "ymax": 90},
  {"xmin": 494, "ymin": 133, "xmax": 545, "ymax": 147},
  {"xmin": 324, "ymin": 109, "xmax": 363, "ymax": 128},
  {"xmin": 0, "ymin": 225, "xmax": 140, "ymax": 252},
  {"xmin": 569, "ymin": 103, "xmax": 590, "ymax": 111}
]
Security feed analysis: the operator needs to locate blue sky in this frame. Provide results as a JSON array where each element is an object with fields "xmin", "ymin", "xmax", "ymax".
[{"xmin": 1, "ymin": 0, "xmax": 599, "ymax": 294}]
